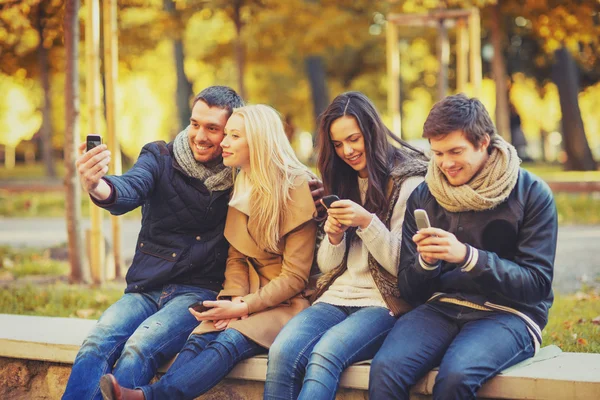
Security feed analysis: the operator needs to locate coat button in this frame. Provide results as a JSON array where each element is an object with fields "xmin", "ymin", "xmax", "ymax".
[
  {"xmin": 458, "ymin": 226, "xmax": 463, "ymax": 232},
  {"xmin": 172, "ymin": 253, "xmax": 177, "ymax": 258},
  {"xmin": 140, "ymin": 243, "xmax": 144, "ymax": 247},
  {"xmin": 196, "ymin": 236, "xmax": 201, "ymax": 241}
]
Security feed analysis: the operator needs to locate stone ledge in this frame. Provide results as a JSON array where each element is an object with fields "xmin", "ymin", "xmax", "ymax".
[{"xmin": 1, "ymin": 314, "xmax": 600, "ymax": 399}]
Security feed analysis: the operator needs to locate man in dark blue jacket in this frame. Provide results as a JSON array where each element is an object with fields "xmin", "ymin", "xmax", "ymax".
[
  {"xmin": 369, "ymin": 94, "xmax": 557, "ymax": 400},
  {"xmin": 63, "ymin": 86, "xmax": 244, "ymax": 400}
]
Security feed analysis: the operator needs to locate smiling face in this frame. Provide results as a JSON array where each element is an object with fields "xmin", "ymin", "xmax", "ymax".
[
  {"xmin": 430, "ymin": 130, "xmax": 491, "ymax": 186},
  {"xmin": 220, "ymin": 114, "xmax": 250, "ymax": 171},
  {"xmin": 329, "ymin": 115, "xmax": 368, "ymax": 178},
  {"xmin": 187, "ymin": 100, "xmax": 231, "ymax": 164}
]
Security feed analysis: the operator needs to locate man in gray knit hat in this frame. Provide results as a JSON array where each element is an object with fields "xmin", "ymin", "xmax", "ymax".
[
  {"xmin": 63, "ymin": 86, "xmax": 245, "ymax": 400},
  {"xmin": 369, "ymin": 93, "xmax": 557, "ymax": 400}
]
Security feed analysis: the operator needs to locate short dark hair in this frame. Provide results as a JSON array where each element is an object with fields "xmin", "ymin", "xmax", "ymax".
[
  {"xmin": 192, "ymin": 86, "xmax": 245, "ymax": 117},
  {"xmin": 423, "ymin": 93, "xmax": 496, "ymax": 148}
]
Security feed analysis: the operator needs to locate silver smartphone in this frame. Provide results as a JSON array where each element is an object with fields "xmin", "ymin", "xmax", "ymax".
[{"xmin": 414, "ymin": 209, "xmax": 432, "ymax": 230}]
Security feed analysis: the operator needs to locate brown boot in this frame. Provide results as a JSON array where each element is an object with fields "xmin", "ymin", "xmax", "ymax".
[{"xmin": 99, "ymin": 374, "xmax": 145, "ymax": 400}]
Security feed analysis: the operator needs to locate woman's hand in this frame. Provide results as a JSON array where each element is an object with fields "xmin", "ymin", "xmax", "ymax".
[
  {"xmin": 326, "ymin": 199, "xmax": 373, "ymax": 230},
  {"xmin": 212, "ymin": 297, "xmax": 248, "ymax": 330},
  {"xmin": 324, "ymin": 215, "xmax": 348, "ymax": 245},
  {"xmin": 189, "ymin": 297, "xmax": 249, "ymax": 323}
]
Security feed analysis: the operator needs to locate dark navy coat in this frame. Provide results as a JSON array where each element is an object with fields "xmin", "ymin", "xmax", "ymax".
[
  {"xmin": 398, "ymin": 169, "xmax": 557, "ymax": 344},
  {"xmin": 93, "ymin": 141, "xmax": 230, "ymax": 293}
]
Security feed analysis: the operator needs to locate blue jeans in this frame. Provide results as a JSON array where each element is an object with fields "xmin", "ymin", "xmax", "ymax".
[
  {"xmin": 62, "ymin": 284, "xmax": 217, "ymax": 400},
  {"xmin": 139, "ymin": 328, "xmax": 265, "ymax": 400},
  {"xmin": 369, "ymin": 302, "xmax": 535, "ymax": 400},
  {"xmin": 264, "ymin": 302, "xmax": 396, "ymax": 400}
]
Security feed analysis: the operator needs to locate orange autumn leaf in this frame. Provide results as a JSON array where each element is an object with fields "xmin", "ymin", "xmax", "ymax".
[{"xmin": 577, "ymin": 338, "xmax": 588, "ymax": 346}]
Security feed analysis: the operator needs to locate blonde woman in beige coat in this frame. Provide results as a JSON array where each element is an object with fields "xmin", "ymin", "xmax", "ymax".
[{"xmin": 99, "ymin": 105, "xmax": 317, "ymax": 400}]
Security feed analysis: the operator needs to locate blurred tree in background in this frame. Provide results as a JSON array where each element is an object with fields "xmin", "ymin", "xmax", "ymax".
[{"xmin": 0, "ymin": 0, "xmax": 599, "ymax": 172}]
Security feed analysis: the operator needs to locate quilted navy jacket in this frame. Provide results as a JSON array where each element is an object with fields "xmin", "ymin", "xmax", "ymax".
[
  {"xmin": 398, "ymin": 168, "xmax": 557, "ymax": 344},
  {"xmin": 93, "ymin": 141, "xmax": 230, "ymax": 293}
]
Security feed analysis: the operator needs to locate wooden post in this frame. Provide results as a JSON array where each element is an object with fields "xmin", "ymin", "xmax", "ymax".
[
  {"xmin": 490, "ymin": 2, "xmax": 511, "ymax": 141},
  {"xmin": 103, "ymin": 0, "xmax": 124, "ymax": 279},
  {"xmin": 456, "ymin": 18, "xmax": 469, "ymax": 93},
  {"xmin": 86, "ymin": 0, "xmax": 105, "ymax": 284},
  {"xmin": 469, "ymin": 8, "xmax": 482, "ymax": 98},
  {"xmin": 386, "ymin": 21, "xmax": 401, "ymax": 137},
  {"xmin": 437, "ymin": 19, "xmax": 450, "ymax": 100}
]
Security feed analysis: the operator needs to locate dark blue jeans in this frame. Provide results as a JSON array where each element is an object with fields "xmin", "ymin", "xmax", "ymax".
[
  {"xmin": 264, "ymin": 302, "xmax": 396, "ymax": 400},
  {"xmin": 139, "ymin": 328, "xmax": 265, "ymax": 400},
  {"xmin": 62, "ymin": 284, "xmax": 217, "ymax": 400},
  {"xmin": 369, "ymin": 302, "xmax": 535, "ymax": 400}
]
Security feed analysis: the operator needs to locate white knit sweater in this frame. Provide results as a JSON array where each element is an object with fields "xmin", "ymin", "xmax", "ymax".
[{"xmin": 315, "ymin": 175, "xmax": 424, "ymax": 309}]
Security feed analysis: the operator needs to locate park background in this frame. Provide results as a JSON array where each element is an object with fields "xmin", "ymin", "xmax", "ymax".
[{"xmin": 0, "ymin": 0, "xmax": 599, "ymax": 389}]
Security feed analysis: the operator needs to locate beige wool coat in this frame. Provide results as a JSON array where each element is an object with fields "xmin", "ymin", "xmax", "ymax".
[{"xmin": 192, "ymin": 178, "xmax": 317, "ymax": 348}]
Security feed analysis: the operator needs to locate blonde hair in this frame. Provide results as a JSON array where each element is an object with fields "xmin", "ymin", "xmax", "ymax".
[{"xmin": 231, "ymin": 104, "xmax": 311, "ymax": 253}]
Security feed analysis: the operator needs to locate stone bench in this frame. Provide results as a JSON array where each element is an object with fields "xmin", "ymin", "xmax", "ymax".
[{"xmin": 1, "ymin": 314, "xmax": 599, "ymax": 399}]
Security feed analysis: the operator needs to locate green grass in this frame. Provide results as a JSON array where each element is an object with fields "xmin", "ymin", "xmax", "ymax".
[
  {"xmin": 555, "ymin": 192, "xmax": 600, "ymax": 225},
  {"xmin": 524, "ymin": 163, "xmax": 600, "ymax": 182},
  {"xmin": 0, "ymin": 246, "xmax": 69, "ymax": 278},
  {"xmin": 0, "ymin": 162, "xmax": 65, "ymax": 180},
  {"xmin": 542, "ymin": 290, "xmax": 600, "ymax": 353},
  {"xmin": 0, "ymin": 190, "xmax": 141, "ymax": 218},
  {"xmin": 0, "ymin": 283, "xmax": 123, "ymax": 319}
]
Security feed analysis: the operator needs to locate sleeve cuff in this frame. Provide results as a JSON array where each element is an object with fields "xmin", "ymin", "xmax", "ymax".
[
  {"xmin": 241, "ymin": 293, "xmax": 260, "ymax": 314},
  {"xmin": 459, "ymin": 245, "xmax": 479, "ymax": 272},
  {"xmin": 419, "ymin": 255, "xmax": 441, "ymax": 271},
  {"xmin": 218, "ymin": 288, "xmax": 248, "ymax": 299},
  {"xmin": 356, "ymin": 213, "xmax": 383, "ymax": 243},
  {"xmin": 89, "ymin": 178, "xmax": 116, "ymax": 206}
]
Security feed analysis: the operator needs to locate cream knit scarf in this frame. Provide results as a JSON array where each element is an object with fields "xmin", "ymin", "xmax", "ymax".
[
  {"xmin": 426, "ymin": 136, "xmax": 520, "ymax": 212},
  {"xmin": 173, "ymin": 127, "xmax": 233, "ymax": 192}
]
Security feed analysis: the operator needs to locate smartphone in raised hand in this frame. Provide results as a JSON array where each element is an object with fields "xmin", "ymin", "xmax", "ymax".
[
  {"xmin": 321, "ymin": 195, "xmax": 340, "ymax": 209},
  {"xmin": 414, "ymin": 209, "xmax": 432, "ymax": 231},
  {"xmin": 86, "ymin": 134, "xmax": 102, "ymax": 152}
]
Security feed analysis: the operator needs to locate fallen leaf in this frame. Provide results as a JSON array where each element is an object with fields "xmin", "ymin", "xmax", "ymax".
[
  {"xmin": 577, "ymin": 338, "xmax": 588, "ymax": 346},
  {"xmin": 563, "ymin": 320, "xmax": 573, "ymax": 330},
  {"xmin": 592, "ymin": 316, "xmax": 600, "ymax": 325},
  {"xmin": 76, "ymin": 309, "xmax": 96, "ymax": 319},
  {"xmin": 578, "ymin": 318, "xmax": 586, "ymax": 324},
  {"xmin": 575, "ymin": 292, "xmax": 590, "ymax": 301}
]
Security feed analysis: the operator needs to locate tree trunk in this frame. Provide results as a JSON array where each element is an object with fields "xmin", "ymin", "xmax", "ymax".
[
  {"xmin": 163, "ymin": 0, "xmax": 194, "ymax": 133},
  {"xmin": 552, "ymin": 48, "xmax": 597, "ymax": 171},
  {"xmin": 305, "ymin": 56, "xmax": 329, "ymax": 131},
  {"xmin": 233, "ymin": 0, "xmax": 246, "ymax": 100},
  {"xmin": 36, "ymin": 4, "xmax": 56, "ymax": 177},
  {"xmin": 490, "ymin": 3, "xmax": 511, "ymax": 141},
  {"xmin": 64, "ymin": 0, "xmax": 90, "ymax": 284}
]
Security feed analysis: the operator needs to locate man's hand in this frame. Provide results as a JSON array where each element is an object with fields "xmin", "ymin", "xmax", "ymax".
[
  {"xmin": 323, "ymin": 214, "xmax": 348, "ymax": 245},
  {"xmin": 76, "ymin": 142, "xmax": 112, "ymax": 200},
  {"xmin": 189, "ymin": 299, "xmax": 249, "ymax": 323},
  {"xmin": 325, "ymin": 199, "xmax": 373, "ymax": 230},
  {"xmin": 308, "ymin": 178, "xmax": 325, "ymax": 212},
  {"xmin": 413, "ymin": 227, "xmax": 467, "ymax": 265}
]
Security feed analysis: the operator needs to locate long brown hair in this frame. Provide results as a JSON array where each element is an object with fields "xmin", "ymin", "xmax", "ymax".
[{"xmin": 317, "ymin": 91, "xmax": 426, "ymax": 213}]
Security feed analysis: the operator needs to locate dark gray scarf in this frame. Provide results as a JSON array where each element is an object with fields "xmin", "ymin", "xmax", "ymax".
[{"xmin": 173, "ymin": 127, "xmax": 233, "ymax": 192}]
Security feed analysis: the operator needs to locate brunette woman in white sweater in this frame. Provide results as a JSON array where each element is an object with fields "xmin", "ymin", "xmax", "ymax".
[{"xmin": 264, "ymin": 92, "xmax": 428, "ymax": 400}]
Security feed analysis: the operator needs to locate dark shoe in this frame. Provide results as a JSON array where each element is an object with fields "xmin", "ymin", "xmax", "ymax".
[{"xmin": 99, "ymin": 374, "xmax": 145, "ymax": 400}]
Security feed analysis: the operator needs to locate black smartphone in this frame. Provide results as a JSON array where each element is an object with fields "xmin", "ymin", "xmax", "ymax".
[
  {"xmin": 189, "ymin": 301, "xmax": 210, "ymax": 313},
  {"xmin": 86, "ymin": 134, "xmax": 102, "ymax": 152},
  {"xmin": 321, "ymin": 194, "xmax": 340, "ymax": 209}
]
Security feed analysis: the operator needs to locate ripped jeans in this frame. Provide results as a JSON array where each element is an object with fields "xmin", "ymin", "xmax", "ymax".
[{"xmin": 62, "ymin": 284, "xmax": 217, "ymax": 400}]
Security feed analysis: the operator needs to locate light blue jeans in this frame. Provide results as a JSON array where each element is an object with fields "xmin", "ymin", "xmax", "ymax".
[
  {"xmin": 139, "ymin": 328, "xmax": 265, "ymax": 400},
  {"xmin": 62, "ymin": 284, "xmax": 217, "ymax": 400},
  {"xmin": 264, "ymin": 302, "xmax": 396, "ymax": 400},
  {"xmin": 369, "ymin": 302, "xmax": 535, "ymax": 400}
]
